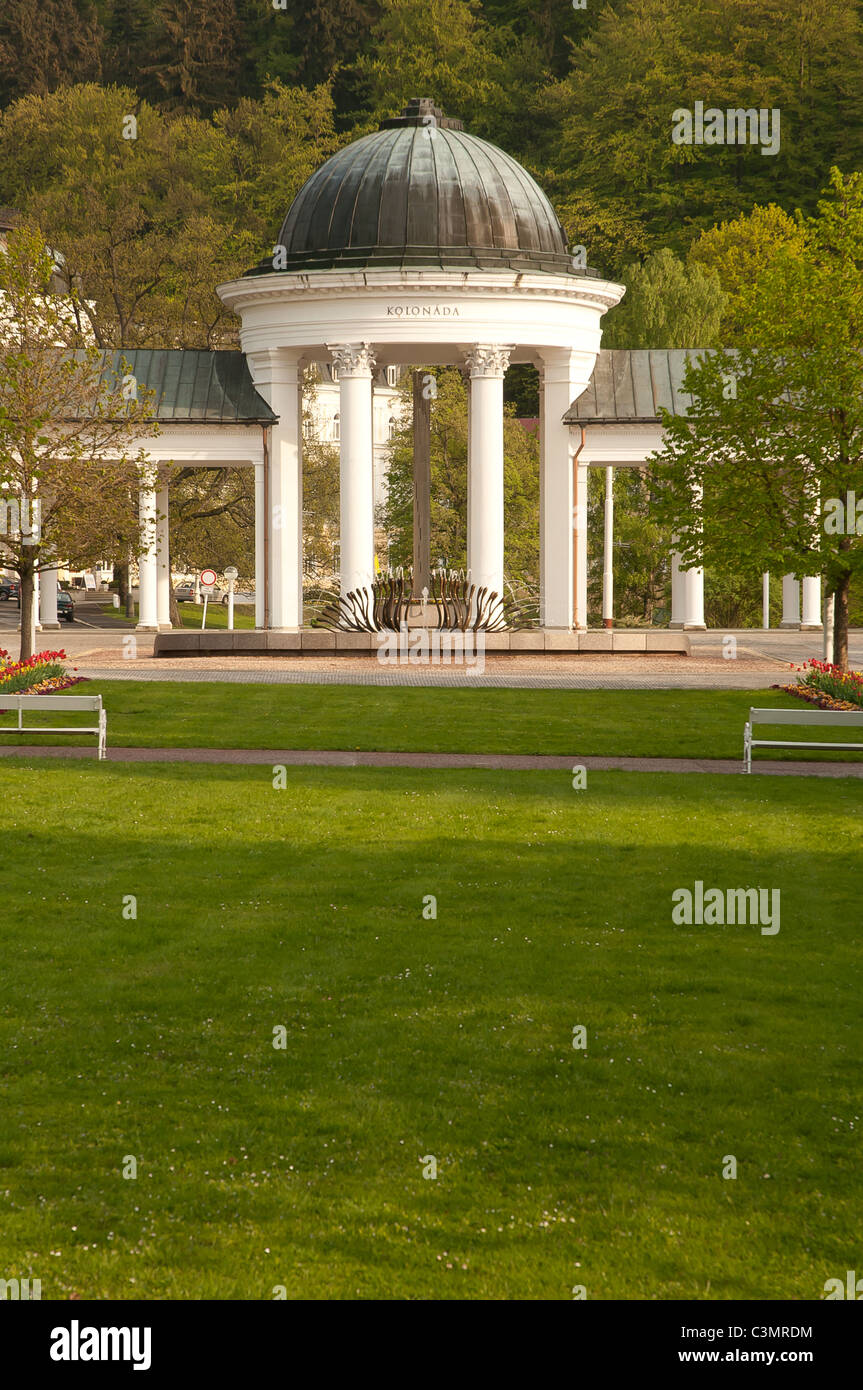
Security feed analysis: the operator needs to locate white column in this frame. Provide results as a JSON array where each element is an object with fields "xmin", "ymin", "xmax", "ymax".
[
  {"xmin": 762, "ymin": 572, "xmax": 770, "ymax": 629},
  {"xmin": 465, "ymin": 345, "xmax": 511, "ymax": 610},
  {"xmin": 801, "ymin": 575, "xmax": 822, "ymax": 630},
  {"xmin": 255, "ymin": 460, "xmax": 266, "ymax": 629},
  {"xmin": 137, "ymin": 467, "xmax": 158, "ymax": 631},
  {"xmin": 329, "ymin": 343, "xmax": 377, "ymax": 607},
  {"xmin": 670, "ymin": 547, "xmax": 685, "ymax": 626},
  {"xmin": 574, "ymin": 461, "xmax": 589, "ymax": 629},
  {"xmin": 247, "ymin": 351, "xmax": 303, "ymax": 629},
  {"xmin": 780, "ymin": 574, "xmax": 800, "ymax": 628},
  {"xmin": 539, "ymin": 349, "xmax": 596, "ymax": 629},
  {"xmin": 683, "ymin": 565, "xmax": 705, "ymax": 629},
  {"xmin": 156, "ymin": 485, "xmax": 171, "ymax": 629},
  {"xmin": 602, "ymin": 464, "xmax": 614, "ymax": 629},
  {"xmin": 39, "ymin": 562, "xmax": 60, "ymax": 630}
]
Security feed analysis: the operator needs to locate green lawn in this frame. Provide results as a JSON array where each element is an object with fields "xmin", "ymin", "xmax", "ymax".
[
  {"xmin": 1, "ymin": 761, "xmax": 859, "ymax": 1299},
  {"xmin": 99, "ymin": 603, "xmax": 256, "ymax": 630},
  {"xmin": 2, "ymin": 681, "xmax": 862, "ymax": 761},
  {"xmin": 177, "ymin": 603, "xmax": 256, "ymax": 630}
]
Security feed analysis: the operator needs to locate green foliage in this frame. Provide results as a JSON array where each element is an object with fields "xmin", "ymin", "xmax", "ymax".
[
  {"xmin": 688, "ymin": 204, "xmax": 806, "ymax": 343},
  {"xmin": 355, "ymin": 0, "xmax": 507, "ymax": 135},
  {"xmin": 587, "ymin": 467, "xmax": 672, "ymax": 624},
  {"xmin": 649, "ymin": 170, "xmax": 863, "ymax": 664},
  {"xmin": 379, "ymin": 368, "xmax": 540, "ymax": 593},
  {"xmin": 0, "ymin": 0, "xmax": 104, "ymax": 107},
  {"xmin": 0, "ymin": 80, "xmax": 339, "ymax": 347},
  {"xmin": 602, "ymin": 248, "xmax": 726, "ymax": 348},
  {"xmin": 554, "ymin": 0, "xmax": 863, "ymax": 254},
  {"xmin": 0, "ymin": 221, "xmax": 157, "ymax": 656}
]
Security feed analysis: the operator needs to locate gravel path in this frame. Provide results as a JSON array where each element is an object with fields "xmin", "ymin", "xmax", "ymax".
[{"xmin": 1, "ymin": 745, "xmax": 860, "ymax": 777}]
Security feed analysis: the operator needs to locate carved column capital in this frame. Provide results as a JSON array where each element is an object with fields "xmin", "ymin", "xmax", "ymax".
[
  {"xmin": 463, "ymin": 344, "xmax": 513, "ymax": 378},
  {"xmin": 327, "ymin": 342, "xmax": 377, "ymax": 377}
]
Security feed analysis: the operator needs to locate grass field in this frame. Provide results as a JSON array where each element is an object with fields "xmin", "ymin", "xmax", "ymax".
[
  {"xmin": 1, "ymin": 759, "xmax": 860, "ymax": 1299},
  {"xmin": 99, "ymin": 603, "xmax": 256, "ymax": 630},
  {"xmin": 3, "ymin": 681, "xmax": 862, "ymax": 762}
]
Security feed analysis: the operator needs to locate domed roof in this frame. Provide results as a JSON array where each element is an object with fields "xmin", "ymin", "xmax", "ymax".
[{"xmin": 248, "ymin": 99, "xmax": 578, "ymax": 277}]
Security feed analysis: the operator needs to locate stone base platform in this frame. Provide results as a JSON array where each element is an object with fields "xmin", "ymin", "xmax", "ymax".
[{"xmin": 153, "ymin": 629, "xmax": 691, "ymax": 658}]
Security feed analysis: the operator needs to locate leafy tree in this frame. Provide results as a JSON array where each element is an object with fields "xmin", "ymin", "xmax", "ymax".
[
  {"xmin": 356, "ymin": 0, "xmax": 507, "ymax": 133},
  {"xmin": 301, "ymin": 370, "xmax": 340, "ymax": 575},
  {"xmin": 0, "ymin": 224, "xmax": 157, "ymax": 657},
  {"xmin": 602, "ymin": 248, "xmax": 726, "ymax": 348},
  {"xmin": 649, "ymin": 170, "xmax": 863, "ymax": 668},
  {"xmin": 168, "ymin": 468, "xmax": 254, "ymax": 579},
  {"xmin": 0, "ymin": 85, "xmax": 239, "ymax": 347},
  {"xmin": 199, "ymin": 81, "xmax": 342, "ymax": 244},
  {"xmin": 552, "ymin": 189, "xmax": 649, "ymax": 283},
  {"xmin": 687, "ymin": 203, "xmax": 805, "ymax": 342},
  {"xmin": 587, "ymin": 467, "xmax": 671, "ymax": 624},
  {"xmin": 555, "ymin": 0, "xmax": 863, "ymax": 254},
  {"xmin": 379, "ymin": 368, "xmax": 540, "ymax": 595}
]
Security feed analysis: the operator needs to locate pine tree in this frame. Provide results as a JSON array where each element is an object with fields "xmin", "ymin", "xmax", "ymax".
[
  {"xmin": 144, "ymin": 0, "xmax": 243, "ymax": 112},
  {"xmin": 0, "ymin": 0, "xmax": 103, "ymax": 105}
]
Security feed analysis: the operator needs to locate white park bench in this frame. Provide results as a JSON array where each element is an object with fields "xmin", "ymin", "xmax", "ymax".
[
  {"xmin": 0, "ymin": 693, "xmax": 106, "ymax": 759},
  {"xmin": 744, "ymin": 706, "xmax": 863, "ymax": 772}
]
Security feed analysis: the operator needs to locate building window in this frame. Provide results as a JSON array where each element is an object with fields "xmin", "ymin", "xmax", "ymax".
[
  {"xmin": 388, "ymin": 416, "xmax": 397, "ymax": 440},
  {"xmin": 386, "ymin": 366, "xmax": 398, "ymax": 387},
  {"xmin": 333, "ymin": 412, "xmax": 340, "ymax": 442}
]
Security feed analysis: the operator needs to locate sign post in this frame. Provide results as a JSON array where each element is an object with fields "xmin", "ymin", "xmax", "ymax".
[
  {"xmin": 199, "ymin": 569, "xmax": 217, "ymax": 629},
  {"xmin": 224, "ymin": 565, "xmax": 238, "ymax": 631}
]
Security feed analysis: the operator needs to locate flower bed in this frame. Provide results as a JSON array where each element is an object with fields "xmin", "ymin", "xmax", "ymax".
[
  {"xmin": 0, "ymin": 648, "xmax": 84, "ymax": 696},
  {"xmin": 771, "ymin": 658, "xmax": 863, "ymax": 711}
]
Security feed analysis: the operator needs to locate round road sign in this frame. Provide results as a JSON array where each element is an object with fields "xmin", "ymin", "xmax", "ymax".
[{"xmin": 200, "ymin": 568, "xmax": 217, "ymax": 587}]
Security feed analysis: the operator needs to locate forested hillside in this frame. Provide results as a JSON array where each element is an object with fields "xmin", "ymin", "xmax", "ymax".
[{"xmin": 1, "ymin": 0, "xmax": 861, "ymax": 349}]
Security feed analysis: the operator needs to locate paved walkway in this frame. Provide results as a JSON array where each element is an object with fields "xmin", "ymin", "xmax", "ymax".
[
  {"xmin": 17, "ymin": 628, "xmax": 856, "ymax": 690},
  {"xmin": 1, "ymin": 745, "xmax": 860, "ymax": 777}
]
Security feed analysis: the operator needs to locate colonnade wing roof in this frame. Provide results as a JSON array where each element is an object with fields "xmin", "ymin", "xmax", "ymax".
[
  {"xmin": 97, "ymin": 350, "xmax": 276, "ymax": 423},
  {"xmin": 565, "ymin": 349, "xmax": 736, "ymax": 424}
]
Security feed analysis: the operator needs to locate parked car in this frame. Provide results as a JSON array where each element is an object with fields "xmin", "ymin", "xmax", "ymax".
[
  {"xmin": 173, "ymin": 583, "xmax": 196, "ymax": 603},
  {"xmin": 0, "ymin": 576, "xmax": 20, "ymax": 601},
  {"xmin": 57, "ymin": 590, "xmax": 75, "ymax": 623}
]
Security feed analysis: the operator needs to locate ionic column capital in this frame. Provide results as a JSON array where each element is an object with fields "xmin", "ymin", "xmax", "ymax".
[
  {"xmin": 464, "ymin": 344, "xmax": 514, "ymax": 378},
  {"xmin": 327, "ymin": 342, "xmax": 377, "ymax": 378}
]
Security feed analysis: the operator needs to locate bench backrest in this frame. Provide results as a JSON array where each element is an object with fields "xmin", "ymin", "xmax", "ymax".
[
  {"xmin": 0, "ymin": 694, "xmax": 102, "ymax": 712},
  {"xmin": 749, "ymin": 706, "xmax": 863, "ymax": 727}
]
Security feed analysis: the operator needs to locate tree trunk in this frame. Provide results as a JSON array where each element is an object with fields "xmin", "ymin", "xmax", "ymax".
[
  {"xmin": 18, "ymin": 561, "xmax": 36, "ymax": 661},
  {"xmin": 125, "ymin": 550, "xmax": 135, "ymax": 619},
  {"xmin": 168, "ymin": 537, "xmax": 180, "ymax": 628},
  {"xmin": 412, "ymin": 371, "xmax": 432, "ymax": 597},
  {"xmin": 116, "ymin": 560, "xmax": 129, "ymax": 606},
  {"xmin": 832, "ymin": 569, "xmax": 851, "ymax": 670}
]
